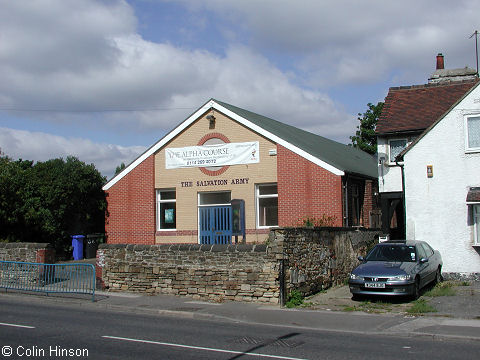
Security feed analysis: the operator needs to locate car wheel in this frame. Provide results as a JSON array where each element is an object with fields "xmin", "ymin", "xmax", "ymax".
[
  {"xmin": 434, "ymin": 267, "xmax": 443, "ymax": 285},
  {"xmin": 352, "ymin": 294, "xmax": 363, "ymax": 301}
]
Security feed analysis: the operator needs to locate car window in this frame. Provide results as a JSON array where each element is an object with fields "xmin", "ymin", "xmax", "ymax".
[
  {"xmin": 416, "ymin": 244, "xmax": 427, "ymax": 260},
  {"xmin": 421, "ymin": 243, "xmax": 434, "ymax": 257},
  {"xmin": 365, "ymin": 244, "xmax": 416, "ymax": 262}
]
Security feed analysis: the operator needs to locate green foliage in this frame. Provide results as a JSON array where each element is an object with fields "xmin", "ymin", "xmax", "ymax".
[
  {"xmin": 297, "ymin": 215, "xmax": 337, "ymax": 227},
  {"xmin": 0, "ymin": 155, "xmax": 106, "ymax": 256},
  {"xmin": 343, "ymin": 300, "xmax": 393, "ymax": 313},
  {"xmin": 407, "ymin": 299, "xmax": 437, "ymax": 314},
  {"xmin": 350, "ymin": 102, "xmax": 384, "ymax": 155},
  {"xmin": 424, "ymin": 281, "xmax": 456, "ymax": 297},
  {"xmin": 285, "ymin": 290, "xmax": 304, "ymax": 308},
  {"xmin": 115, "ymin": 162, "xmax": 126, "ymax": 175}
]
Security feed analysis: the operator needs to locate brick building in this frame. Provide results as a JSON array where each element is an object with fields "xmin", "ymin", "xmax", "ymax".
[{"xmin": 103, "ymin": 99, "xmax": 378, "ymax": 245}]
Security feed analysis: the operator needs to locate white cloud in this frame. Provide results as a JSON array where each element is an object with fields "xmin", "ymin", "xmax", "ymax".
[
  {"xmin": 0, "ymin": 0, "xmax": 355, "ymax": 144},
  {"xmin": 0, "ymin": 127, "xmax": 145, "ymax": 178},
  {"xmin": 172, "ymin": 0, "xmax": 480, "ymax": 85},
  {"xmin": 3, "ymin": 0, "xmax": 479, "ymax": 174}
]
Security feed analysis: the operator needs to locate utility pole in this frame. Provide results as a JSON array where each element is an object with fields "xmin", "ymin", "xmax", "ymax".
[{"xmin": 470, "ymin": 30, "xmax": 479, "ymax": 76}]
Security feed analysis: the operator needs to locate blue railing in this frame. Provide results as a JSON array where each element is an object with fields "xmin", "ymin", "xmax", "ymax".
[{"xmin": 0, "ymin": 261, "xmax": 95, "ymax": 301}]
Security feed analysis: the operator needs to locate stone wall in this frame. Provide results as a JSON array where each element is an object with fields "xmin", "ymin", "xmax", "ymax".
[
  {"xmin": 99, "ymin": 228, "xmax": 380, "ymax": 304},
  {"xmin": 98, "ymin": 243, "xmax": 281, "ymax": 303},
  {"xmin": 273, "ymin": 228, "xmax": 380, "ymax": 297},
  {"xmin": 0, "ymin": 243, "xmax": 55, "ymax": 263}
]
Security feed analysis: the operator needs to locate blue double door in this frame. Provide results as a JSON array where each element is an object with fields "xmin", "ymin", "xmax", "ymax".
[{"xmin": 199, "ymin": 206, "xmax": 232, "ymax": 244}]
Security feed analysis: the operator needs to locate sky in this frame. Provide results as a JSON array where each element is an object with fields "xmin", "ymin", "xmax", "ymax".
[{"xmin": 1, "ymin": 0, "xmax": 479, "ymax": 179}]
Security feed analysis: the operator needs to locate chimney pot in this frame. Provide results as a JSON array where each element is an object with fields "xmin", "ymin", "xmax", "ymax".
[{"xmin": 436, "ymin": 53, "xmax": 444, "ymax": 70}]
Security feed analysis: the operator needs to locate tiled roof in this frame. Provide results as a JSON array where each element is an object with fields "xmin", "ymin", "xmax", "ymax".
[
  {"xmin": 376, "ymin": 79, "xmax": 478, "ymax": 135},
  {"xmin": 103, "ymin": 99, "xmax": 378, "ymax": 190},
  {"xmin": 215, "ymin": 100, "xmax": 378, "ymax": 178}
]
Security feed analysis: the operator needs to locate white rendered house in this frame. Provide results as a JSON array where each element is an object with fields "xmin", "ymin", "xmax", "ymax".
[
  {"xmin": 401, "ymin": 82, "xmax": 480, "ymax": 276},
  {"xmin": 376, "ymin": 54, "xmax": 478, "ymax": 243}
]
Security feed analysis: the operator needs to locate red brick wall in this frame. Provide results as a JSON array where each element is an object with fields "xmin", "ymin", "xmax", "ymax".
[
  {"xmin": 36, "ymin": 248, "xmax": 56, "ymax": 264},
  {"xmin": 105, "ymin": 155, "xmax": 155, "ymax": 244},
  {"xmin": 277, "ymin": 145, "xmax": 343, "ymax": 227},
  {"xmin": 362, "ymin": 180, "xmax": 372, "ymax": 227},
  {"xmin": 361, "ymin": 179, "xmax": 380, "ymax": 228}
]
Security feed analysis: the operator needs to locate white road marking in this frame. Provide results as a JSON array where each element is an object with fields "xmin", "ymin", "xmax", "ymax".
[
  {"xmin": 102, "ymin": 335, "xmax": 309, "ymax": 360},
  {"xmin": 185, "ymin": 301, "xmax": 221, "ymax": 306},
  {"xmin": 0, "ymin": 322, "xmax": 35, "ymax": 329}
]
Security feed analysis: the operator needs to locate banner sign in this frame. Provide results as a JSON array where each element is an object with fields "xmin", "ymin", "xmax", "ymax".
[{"xmin": 165, "ymin": 141, "xmax": 259, "ymax": 169}]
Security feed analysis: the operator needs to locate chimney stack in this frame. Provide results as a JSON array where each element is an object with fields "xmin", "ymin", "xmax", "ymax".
[{"xmin": 436, "ymin": 53, "xmax": 444, "ymax": 70}]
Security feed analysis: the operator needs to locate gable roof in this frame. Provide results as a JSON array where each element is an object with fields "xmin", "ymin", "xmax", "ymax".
[
  {"xmin": 400, "ymin": 80, "xmax": 480, "ymax": 158},
  {"xmin": 103, "ymin": 99, "xmax": 377, "ymax": 190},
  {"xmin": 376, "ymin": 79, "xmax": 478, "ymax": 135}
]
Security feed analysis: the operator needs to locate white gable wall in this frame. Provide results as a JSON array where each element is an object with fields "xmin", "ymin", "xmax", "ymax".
[
  {"xmin": 377, "ymin": 137, "xmax": 404, "ymax": 193},
  {"xmin": 404, "ymin": 86, "xmax": 480, "ymax": 273}
]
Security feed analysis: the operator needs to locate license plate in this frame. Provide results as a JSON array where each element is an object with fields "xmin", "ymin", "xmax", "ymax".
[{"xmin": 365, "ymin": 282, "xmax": 385, "ymax": 288}]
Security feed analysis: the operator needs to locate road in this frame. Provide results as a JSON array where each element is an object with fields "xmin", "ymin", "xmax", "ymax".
[{"xmin": 0, "ymin": 296, "xmax": 479, "ymax": 360}]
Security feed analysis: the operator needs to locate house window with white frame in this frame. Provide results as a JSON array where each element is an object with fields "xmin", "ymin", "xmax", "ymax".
[
  {"xmin": 466, "ymin": 115, "xmax": 480, "ymax": 151},
  {"xmin": 156, "ymin": 189, "xmax": 176, "ymax": 230},
  {"xmin": 474, "ymin": 205, "xmax": 480, "ymax": 246},
  {"xmin": 388, "ymin": 139, "xmax": 407, "ymax": 163},
  {"xmin": 256, "ymin": 183, "xmax": 278, "ymax": 227}
]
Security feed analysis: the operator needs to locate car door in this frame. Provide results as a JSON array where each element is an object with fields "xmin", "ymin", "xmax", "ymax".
[
  {"xmin": 415, "ymin": 244, "xmax": 429, "ymax": 288},
  {"xmin": 421, "ymin": 243, "xmax": 437, "ymax": 283}
]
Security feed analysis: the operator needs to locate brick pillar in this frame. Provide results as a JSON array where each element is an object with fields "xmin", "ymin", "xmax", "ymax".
[
  {"xmin": 35, "ymin": 246, "xmax": 55, "ymax": 263},
  {"xmin": 95, "ymin": 248, "xmax": 105, "ymax": 289}
]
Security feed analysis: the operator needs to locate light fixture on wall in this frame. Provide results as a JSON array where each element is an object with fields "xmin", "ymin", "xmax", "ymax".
[{"xmin": 206, "ymin": 114, "xmax": 216, "ymax": 129}]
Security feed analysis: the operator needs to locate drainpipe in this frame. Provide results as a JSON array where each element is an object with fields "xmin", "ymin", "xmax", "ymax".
[
  {"xmin": 343, "ymin": 175, "xmax": 349, "ymax": 227},
  {"xmin": 279, "ymin": 259, "xmax": 286, "ymax": 307}
]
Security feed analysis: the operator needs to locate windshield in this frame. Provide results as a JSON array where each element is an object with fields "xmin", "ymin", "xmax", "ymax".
[{"xmin": 365, "ymin": 244, "xmax": 417, "ymax": 262}]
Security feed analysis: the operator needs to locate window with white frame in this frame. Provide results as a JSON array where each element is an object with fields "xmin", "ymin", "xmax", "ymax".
[
  {"xmin": 474, "ymin": 205, "xmax": 480, "ymax": 246},
  {"xmin": 388, "ymin": 139, "xmax": 407, "ymax": 163},
  {"xmin": 466, "ymin": 115, "xmax": 480, "ymax": 151},
  {"xmin": 156, "ymin": 189, "xmax": 176, "ymax": 230},
  {"xmin": 256, "ymin": 183, "xmax": 278, "ymax": 227}
]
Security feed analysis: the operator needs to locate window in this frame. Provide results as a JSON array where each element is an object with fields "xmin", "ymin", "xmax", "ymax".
[
  {"xmin": 466, "ymin": 116, "xmax": 480, "ymax": 151},
  {"xmin": 351, "ymin": 184, "xmax": 360, "ymax": 226},
  {"xmin": 416, "ymin": 244, "xmax": 427, "ymax": 261},
  {"xmin": 198, "ymin": 191, "xmax": 231, "ymax": 206},
  {"xmin": 474, "ymin": 205, "xmax": 480, "ymax": 246},
  {"xmin": 388, "ymin": 139, "xmax": 407, "ymax": 163},
  {"xmin": 156, "ymin": 189, "xmax": 176, "ymax": 230},
  {"xmin": 420, "ymin": 243, "xmax": 434, "ymax": 257},
  {"xmin": 256, "ymin": 183, "xmax": 278, "ymax": 227}
]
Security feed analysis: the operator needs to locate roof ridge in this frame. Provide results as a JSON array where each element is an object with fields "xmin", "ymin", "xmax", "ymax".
[
  {"xmin": 214, "ymin": 99, "xmax": 340, "ymax": 142},
  {"xmin": 214, "ymin": 99, "xmax": 377, "ymax": 178},
  {"xmin": 388, "ymin": 78, "xmax": 478, "ymax": 91}
]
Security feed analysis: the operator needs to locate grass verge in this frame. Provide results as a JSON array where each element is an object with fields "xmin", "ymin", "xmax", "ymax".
[
  {"xmin": 343, "ymin": 300, "xmax": 393, "ymax": 313},
  {"xmin": 407, "ymin": 299, "xmax": 437, "ymax": 314},
  {"xmin": 424, "ymin": 281, "xmax": 457, "ymax": 297}
]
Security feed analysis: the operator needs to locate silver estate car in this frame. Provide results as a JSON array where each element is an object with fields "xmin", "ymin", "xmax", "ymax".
[{"xmin": 348, "ymin": 240, "xmax": 443, "ymax": 299}]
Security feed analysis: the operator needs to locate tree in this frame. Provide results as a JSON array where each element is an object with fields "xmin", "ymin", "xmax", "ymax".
[
  {"xmin": 0, "ymin": 156, "xmax": 106, "ymax": 257},
  {"xmin": 115, "ymin": 162, "xmax": 126, "ymax": 175},
  {"xmin": 350, "ymin": 102, "xmax": 384, "ymax": 155}
]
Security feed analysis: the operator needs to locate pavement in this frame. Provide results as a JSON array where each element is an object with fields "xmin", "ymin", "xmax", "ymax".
[{"xmin": 2, "ymin": 280, "xmax": 479, "ymax": 342}]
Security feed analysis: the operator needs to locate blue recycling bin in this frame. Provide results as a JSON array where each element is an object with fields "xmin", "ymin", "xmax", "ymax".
[{"xmin": 72, "ymin": 235, "xmax": 85, "ymax": 260}]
